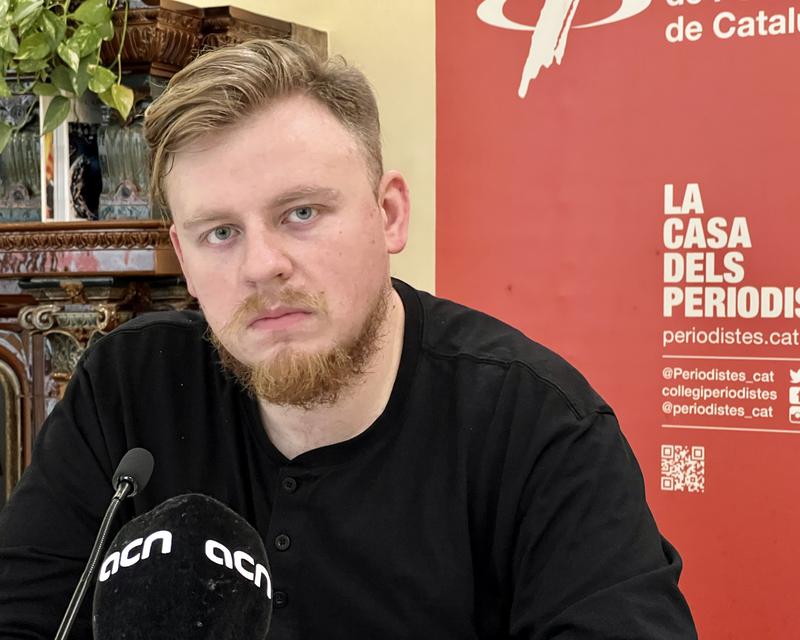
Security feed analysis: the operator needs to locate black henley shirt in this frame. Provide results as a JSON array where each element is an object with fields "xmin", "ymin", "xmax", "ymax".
[{"xmin": 0, "ymin": 279, "xmax": 696, "ymax": 638}]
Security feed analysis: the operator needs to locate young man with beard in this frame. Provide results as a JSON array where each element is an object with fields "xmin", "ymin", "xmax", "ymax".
[{"xmin": 0, "ymin": 40, "xmax": 697, "ymax": 638}]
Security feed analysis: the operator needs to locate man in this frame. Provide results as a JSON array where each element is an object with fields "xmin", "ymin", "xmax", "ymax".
[{"xmin": 0, "ymin": 40, "xmax": 696, "ymax": 638}]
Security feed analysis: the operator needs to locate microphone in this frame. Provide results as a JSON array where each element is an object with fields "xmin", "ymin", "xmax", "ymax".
[
  {"xmin": 112, "ymin": 448, "xmax": 154, "ymax": 498},
  {"xmin": 92, "ymin": 493, "xmax": 273, "ymax": 639},
  {"xmin": 54, "ymin": 447, "xmax": 155, "ymax": 640}
]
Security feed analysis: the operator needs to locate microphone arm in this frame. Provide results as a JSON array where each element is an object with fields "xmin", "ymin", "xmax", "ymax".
[{"xmin": 54, "ymin": 448, "xmax": 154, "ymax": 640}]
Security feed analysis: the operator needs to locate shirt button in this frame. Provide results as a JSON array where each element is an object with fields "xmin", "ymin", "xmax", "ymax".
[
  {"xmin": 273, "ymin": 590, "xmax": 288, "ymax": 608},
  {"xmin": 281, "ymin": 477, "xmax": 298, "ymax": 493},
  {"xmin": 274, "ymin": 534, "xmax": 291, "ymax": 551}
]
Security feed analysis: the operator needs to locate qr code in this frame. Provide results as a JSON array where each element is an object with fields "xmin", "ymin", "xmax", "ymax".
[{"xmin": 660, "ymin": 445, "xmax": 704, "ymax": 493}]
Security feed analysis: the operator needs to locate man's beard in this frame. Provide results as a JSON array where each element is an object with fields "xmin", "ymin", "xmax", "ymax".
[{"xmin": 208, "ymin": 285, "xmax": 390, "ymax": 409}]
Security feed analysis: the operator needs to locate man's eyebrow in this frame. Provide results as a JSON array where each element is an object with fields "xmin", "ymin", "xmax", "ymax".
[
  {"xmin": 181, "ymin": 212, "xmax": 233, "ymax": 231},
  {"xmin": 270, "ymin": 186, "xmax": 342, "ymax": 208}
]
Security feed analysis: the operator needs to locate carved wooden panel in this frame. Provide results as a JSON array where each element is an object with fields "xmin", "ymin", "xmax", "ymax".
[
  {"xmin": 0, "ymin": 221, "xmax": 194, "ymax": 499},
  {"xmin": 0, "ymin": 220, "xmax": 180, "ymax": 277}
]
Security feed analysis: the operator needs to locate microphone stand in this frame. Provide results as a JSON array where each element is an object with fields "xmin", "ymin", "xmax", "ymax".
[{"xmin": 54, "ymin": 479, "xmax": 134, "ymax": 640}]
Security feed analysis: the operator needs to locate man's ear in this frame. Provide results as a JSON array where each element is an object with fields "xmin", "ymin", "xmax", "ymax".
[
  {"xmin": 169, "ymin": 224, "xmax": 197, "ymax": 298},
  {"xmin": 377, "ymin": 170, "xmax": 410, "ymax": 254}
]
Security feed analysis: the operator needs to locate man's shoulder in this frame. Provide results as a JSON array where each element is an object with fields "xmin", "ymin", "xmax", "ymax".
[
  {"xmin": 81, "ymin": 309, "xmax": 211, "ymax": 367},
  {"xmin": 404, "ymin": 284, "xmax": 609, "ymax": 418},
  {"xmin": 113, "ymin": 308, "xmax": 205, "ymax": 330}
]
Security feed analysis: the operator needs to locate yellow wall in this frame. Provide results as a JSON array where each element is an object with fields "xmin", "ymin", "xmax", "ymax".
[{"xmin": 183, "ymin": 0, "xmax": 436, "ymax": 292}]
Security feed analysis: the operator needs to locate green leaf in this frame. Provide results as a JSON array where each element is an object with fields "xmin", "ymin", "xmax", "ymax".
[
  {"xmin": 0, "ymin": 0, "xmax": 9, "ymax": 21},
  {"xmin": 73, "ymin": 54, "xmax": 91, "ymax": 96},
  {"xmin": 42, "ymin": 95, "xmax": 71, "ymax": 134},
  {"xmin": 0, "ymin": 121, "xmax": 12, "ymax": 154},
  {"xmin": 98, "ymin": 84, "xmax": 124, "ymax": 114},
  {"xmin": 40, "ymin": 10, "xmax": 56, "ymax": 40},
  {"xmin": 14, "ymin": 31, "xmax": 50, "ymax": 59},
  {"xmin": 57, "ymin": 40, "xmax": 79, "ymax": 71},
  {"xmin": 51, "ymin": 63, "xmax": 73, "ymax": 93},
  {"xmin": 87, "ymin": 63, "xmax": 114, "ymax": 93},
  {"xmin": 71, "ymin": 0, "xmax": 111, "ymax": 25},
  {"xmin": 41, "ymin": 10, "xmax": 65, "ymax": 44},
  {"xmin": 11, "ymin": 0, "xmax": 42, "ymax": 26},
  {"xmin": 110, "ymin": 83, "xmax": 133, "ymax": 119},
  {"xmin": 0, "ymin": 27, "xmax": 19, "ymax": 54},
  {"xmin": 69, "ymin": 24, "xmax": 102, "ymax": 56},
  {"xmin": 16, "ymin": 6, "xmax": 41, "ymax": 35},
  {"xmin": 32, "ymin": 80, "xmax": 58, "ymax": 96},
  {"xmin": 0, "ymin": 74, "xmax": 10, "ymax": 97},
  {"xmin": 97, "ymin": 17, "xmax": 114, "ymax": 41},
  {"xmin": 17, "ymin": 56, "xmax": 48, "ymax": 72},
  {"xmin": 100, "ymin": 83, "xmax": 135, "ymax": 120},
  {"xmin": 98, "ymin": 85, "xmax": 113, "ymax": 108}
]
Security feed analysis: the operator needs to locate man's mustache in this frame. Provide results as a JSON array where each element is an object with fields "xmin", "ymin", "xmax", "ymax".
[{"xmin": 222, "ymin": 289, "xmax": 327, "ymax": 335}]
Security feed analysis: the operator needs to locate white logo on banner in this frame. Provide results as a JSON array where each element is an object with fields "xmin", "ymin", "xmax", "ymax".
[{"xmin": 477, "ymin": 0, "xmax": 652, "ymax": 97}]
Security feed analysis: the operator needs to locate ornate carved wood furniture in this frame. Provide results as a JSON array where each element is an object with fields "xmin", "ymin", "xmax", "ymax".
[
  {"xmin": 102, "ymin": 2, "xmax": 326, "ymax": 78},
  {"xmin": 0, "ymin": 221, "xmax": 191, "ymax": 505}
]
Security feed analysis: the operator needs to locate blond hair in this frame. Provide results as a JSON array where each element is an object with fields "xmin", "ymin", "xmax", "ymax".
[{"xmin": 144, "ymin": 39, "xmax": 383, "ymax": 214}]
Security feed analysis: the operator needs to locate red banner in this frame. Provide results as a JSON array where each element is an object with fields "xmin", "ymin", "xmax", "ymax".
[{"xmin": 436, "ymin": 1, "xmax": 800, "ymax": 636}]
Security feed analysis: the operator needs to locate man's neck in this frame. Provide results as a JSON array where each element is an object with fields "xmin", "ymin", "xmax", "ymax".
[{"xmin": 257, "ymin": 288, "xmax": 406, "ymax": 460}]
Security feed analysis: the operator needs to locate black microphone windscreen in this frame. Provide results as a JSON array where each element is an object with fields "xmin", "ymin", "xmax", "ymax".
[
  {"xmin": 92, "ymin": 493, "xmax": 272, "ymax": 639},
  {"xmin": 112, "ymin": 448, "xmax": 154, "ymax": 495}
]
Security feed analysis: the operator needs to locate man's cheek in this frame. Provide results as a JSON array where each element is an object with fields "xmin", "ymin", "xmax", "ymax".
[{"xmin": 184, "ymin": 275, "xmax": 198, "ymax": 298}]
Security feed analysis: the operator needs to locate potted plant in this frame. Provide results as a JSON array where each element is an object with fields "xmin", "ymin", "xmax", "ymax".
[{"xmin": 0, "ymin": 0, "xmax": 133, "ymax": 153}]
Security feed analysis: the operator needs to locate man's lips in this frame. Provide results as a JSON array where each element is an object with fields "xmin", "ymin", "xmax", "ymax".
[{"xmin": 247, "ymin": 307, "xmax": 312, "ymax": 330}]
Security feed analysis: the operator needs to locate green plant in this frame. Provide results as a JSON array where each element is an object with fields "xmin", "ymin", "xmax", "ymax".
[{"xmin": 0, "ymin": 0, "xmax": 133, "ymax": 152}]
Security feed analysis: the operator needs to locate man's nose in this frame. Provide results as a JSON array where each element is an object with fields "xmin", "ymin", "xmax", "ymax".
[{"xmin": 239, "ymin": 227, "xmax": 294, "ymax": 286}]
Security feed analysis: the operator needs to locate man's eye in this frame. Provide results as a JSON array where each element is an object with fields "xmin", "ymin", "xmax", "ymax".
[
  {"xmin": 286, "ymin": 206, "xmax": 318, "ymax": 223},
  {"xmin": 207, "ymin": 226, "xmax": 235, "ymax": 244}
]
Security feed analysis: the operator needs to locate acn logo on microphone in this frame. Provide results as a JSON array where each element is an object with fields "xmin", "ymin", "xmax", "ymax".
[
  {"xmin": 98, "ymin": 530, "xmax": 272, "ymax": 598},
  {"xmin": 477, "ymin": 0, "xmax": 652, "ymax": 97},
  {"xmin": 98, "ymin": 530, "xmax": 172, "ymax": 580}
]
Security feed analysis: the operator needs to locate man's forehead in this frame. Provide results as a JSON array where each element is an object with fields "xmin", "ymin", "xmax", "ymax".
[
  {"xmin": 169, "ymin": 99, "xmax": 363, "ymax": 174},
  {"xmin": 166, "ymin": 106, "xmax": 363, "ymax": 189},
  {"xmin": 183, "ymin": 95, "xmax": 358, "ymax": 149}
]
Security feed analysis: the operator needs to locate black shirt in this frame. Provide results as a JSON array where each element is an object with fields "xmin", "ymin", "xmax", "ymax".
[{"xmin": 0, "ymin": 280, "xmax": 696, "ymax": 638}]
